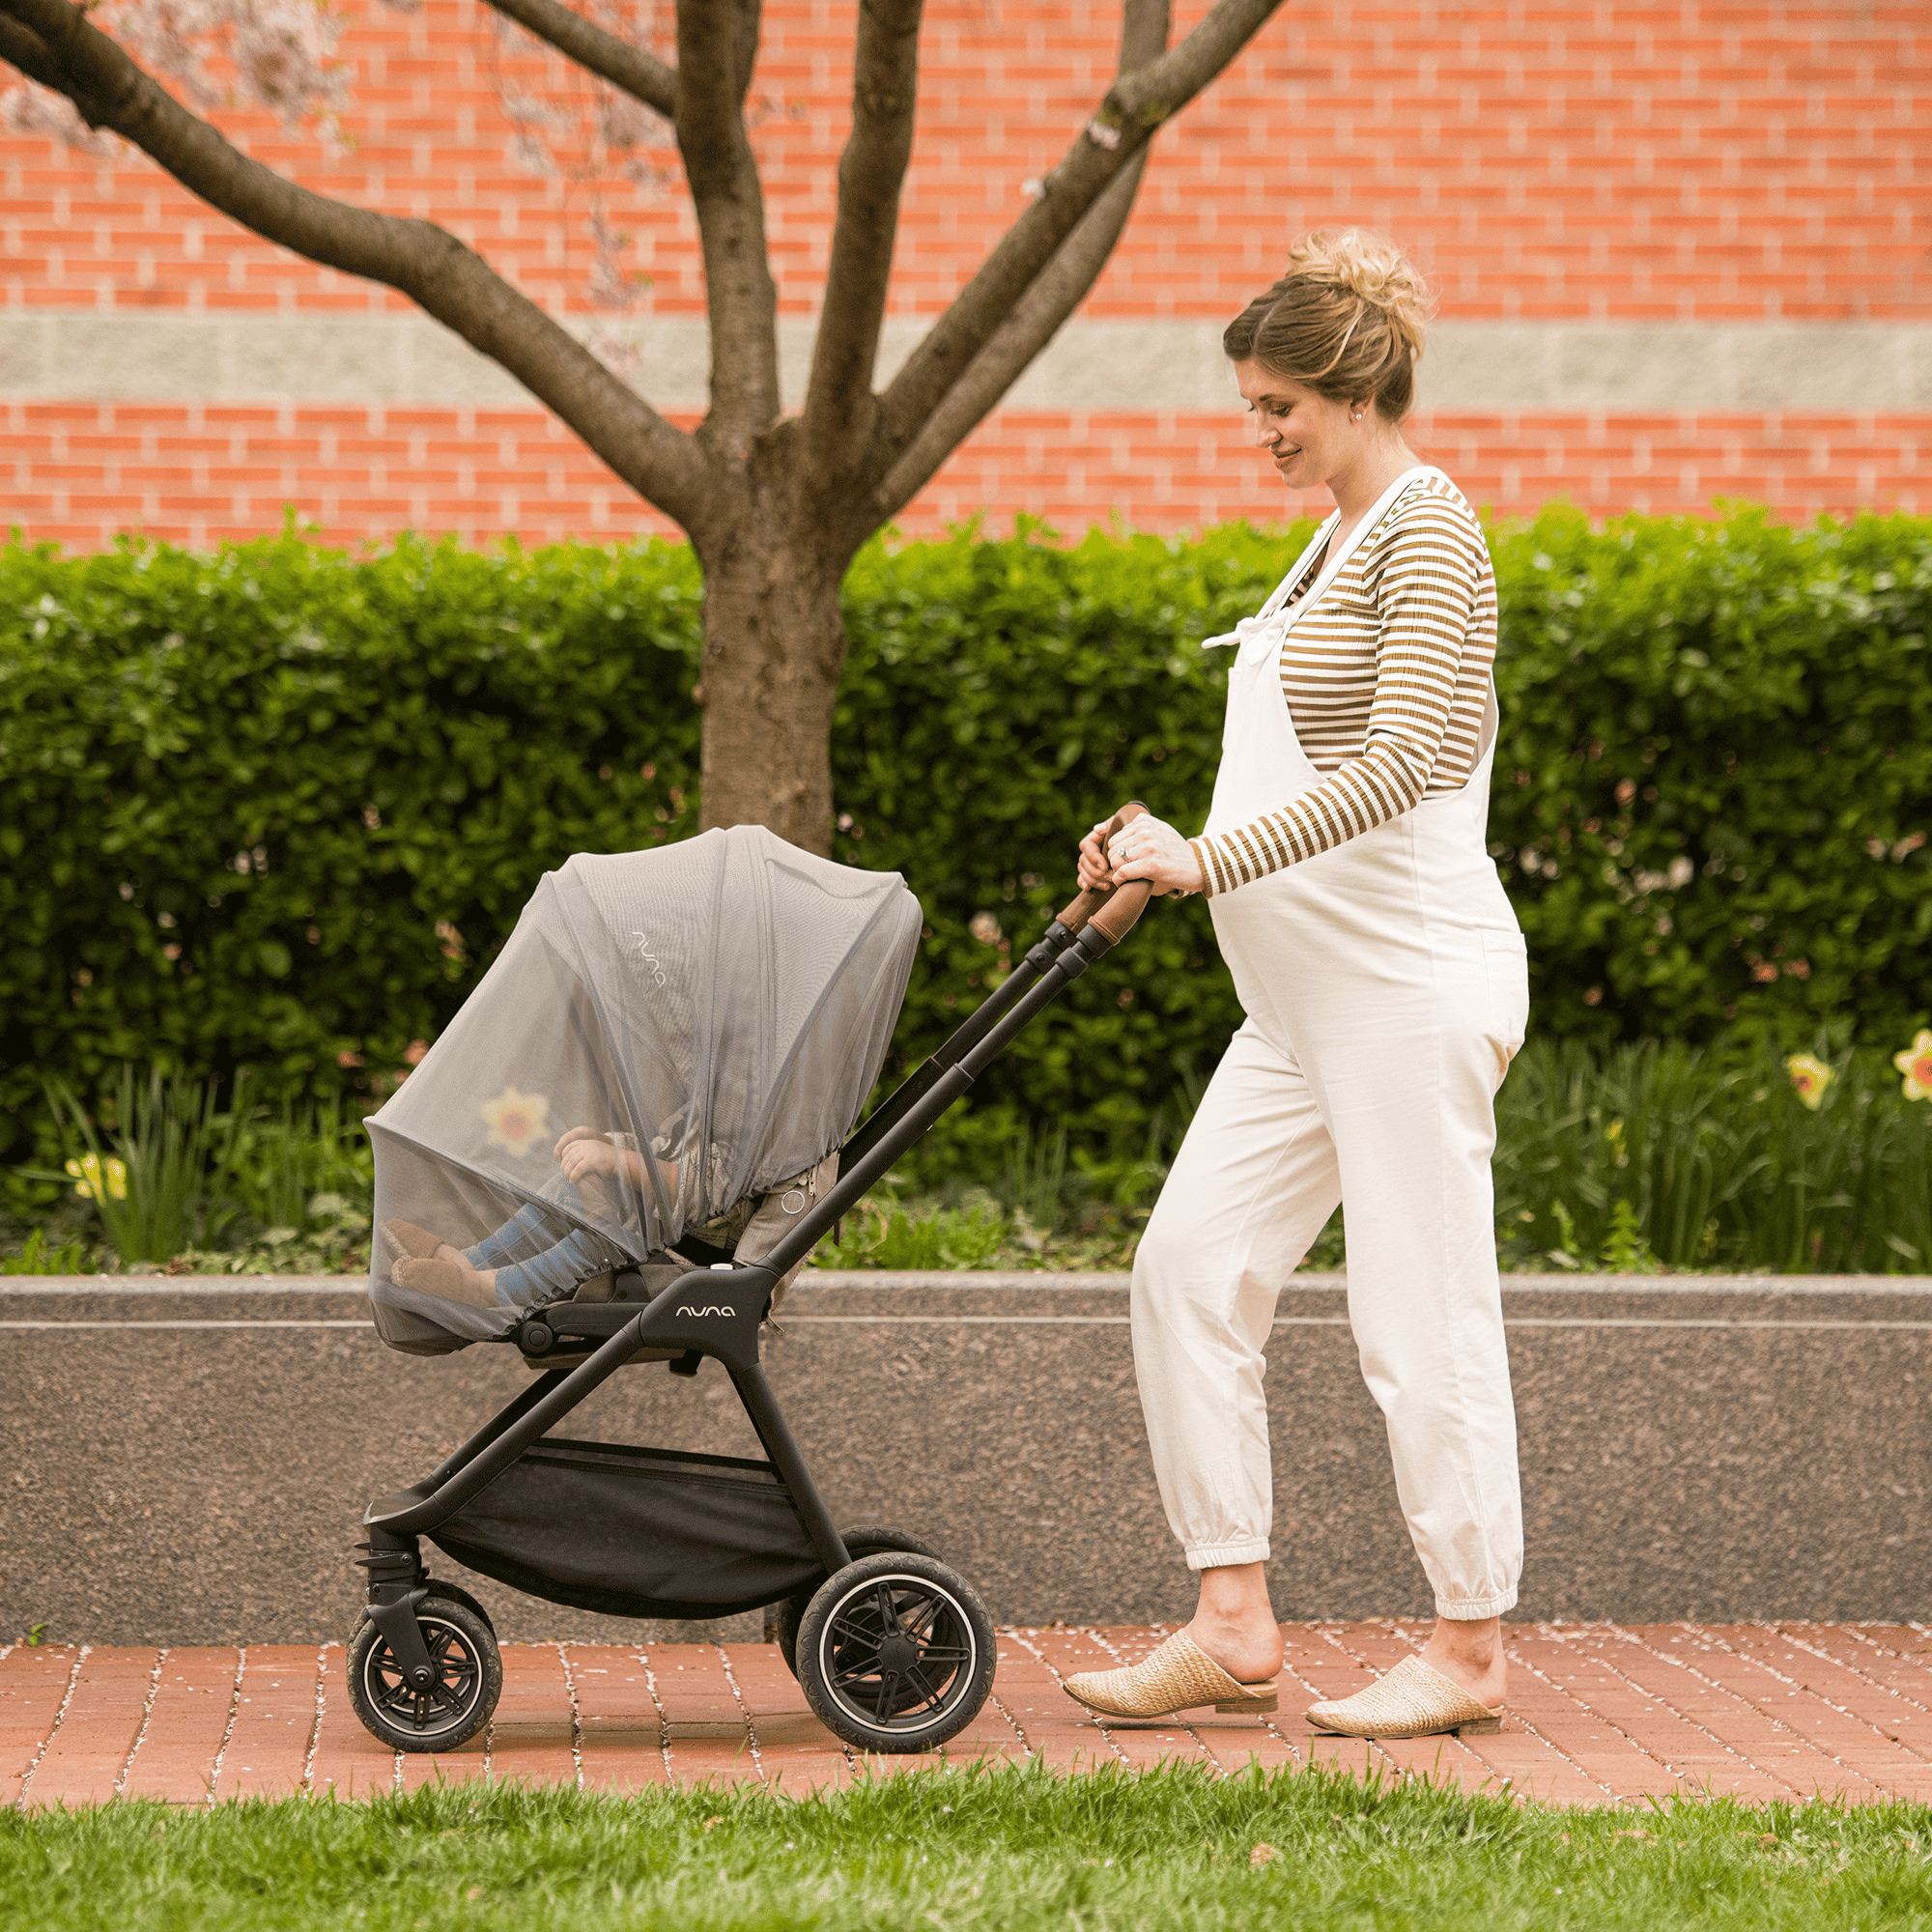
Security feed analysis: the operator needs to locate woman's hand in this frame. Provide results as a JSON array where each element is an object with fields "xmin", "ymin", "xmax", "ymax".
[
  {"xmin": 1076, "ymin": 820, "xmax": 1115, "ymax": 892},
  {"xmin": 557, "ymin": 1136, "xmax": 619, "ymax": 1185},
  {"xmin": 1078, "ymin": 812, "xmax": 1205, "ymax": 898}
]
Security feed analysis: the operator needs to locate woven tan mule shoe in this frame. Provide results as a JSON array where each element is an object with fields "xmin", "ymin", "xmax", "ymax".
[
  {"xmin": 1304, "ymin": 1655, "xmax": 1502, "ymax": 1739},
  {"xmin": 379, "ymin": 1219, "xmax": 446, "ymax": 1264},
  {"xmin": 391, "ymin": 1256, "xmax": 501, "ymax": 1311},
  {"xmin": 1062, "ymin": 1632, "xmax": 1278, "ymax": 1720}
]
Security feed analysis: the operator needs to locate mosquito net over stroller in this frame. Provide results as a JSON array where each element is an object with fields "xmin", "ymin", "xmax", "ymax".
[{"xmin": 365, "ymin": 826, "xmax": 923, "ymax": 1355}]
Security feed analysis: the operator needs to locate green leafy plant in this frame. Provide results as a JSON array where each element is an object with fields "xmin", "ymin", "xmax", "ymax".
[
  {"xmin": 814, "ymin": 1199, "xmax": 1009, "ymax": 1271},
  {"xmin": 35, "ymin": 1067, "xmax": 243, "ymax": 1264},
  {"xmin": 226, "ymin": 1098, "xmax": 373, "ymax": 1233},
  {"xmin": 1600, "ymin": 1197, "xmax": 1659, "ymax": 1272},
  {"xmin": 0, "ymin": 1229, "xmax": 88, "ymax": 1275},
  {"xmin": 169, "ymin": 1191, "xmax": 371, "ymax": 1276},
  {"xmin": 1494, "ymin": 1037, "xmax": 1932, "ymax": 1273},
  {"xmin": 3, "ymin": 512, "xmax": 1927, "ymax": 1207},
  {"xmin": 997, "ymin": 1122, "xmax": 1069, "ymax": 1244}
]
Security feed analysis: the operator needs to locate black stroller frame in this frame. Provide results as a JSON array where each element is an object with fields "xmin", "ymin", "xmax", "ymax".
[{"xmin": 352, "ymin": 808, "xmax": 1155, "ymax": 1756}]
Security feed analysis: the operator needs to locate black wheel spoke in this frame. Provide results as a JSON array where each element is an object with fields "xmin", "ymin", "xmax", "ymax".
[
  {"xmin": 873, "ymin": 1671, "xmax": 898, "ymax": 1721},
  {"xmin": 904, "ymin": 1664, "xmax": 946, "ymax": 1713},
  {"xmin": 368, "ymin": 1623, "xmax": 481, "ymax": 1734},
  {"xmin": 830, "ymin": 1613, "xmax": 883, "ymax": 1648}
]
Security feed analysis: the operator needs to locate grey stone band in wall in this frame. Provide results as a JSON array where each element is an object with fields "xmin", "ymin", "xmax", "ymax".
[
  {"xmin": 4, "ymin": 309, "xmax": 1928, "ymax": 412},
  {"xmin": 4, "ymin": 1269, "xmax": 1927, "ymax": 1645}
]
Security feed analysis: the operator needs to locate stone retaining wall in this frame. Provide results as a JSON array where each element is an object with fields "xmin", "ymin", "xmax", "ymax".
[{"xmin": 4, "ymin": 1271, "xmax": 1926, "ymax": 1644}]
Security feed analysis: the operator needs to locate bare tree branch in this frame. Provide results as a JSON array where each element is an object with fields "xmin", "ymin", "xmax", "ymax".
[
  {"xmin": 860, "ymin": 0, "xmax": 1169, "ymax": 526},
  {"xmin": 871, "ymin": 0, "xmax": 1281, "ymax": 470},
  {"xmin": 674, "ymin": 0, "xmax": 779, "ymax": 455},
  {"xmin": 481, "ymin": 0, "xmax": 676, "ymax": 119},
  {"xmin": 0, "ymin": 9, "xmax": 104, "ymax": 116},
  {"xmin": 1115, "ymin": 0, "xmax": 1175, "ymax": 108},
  {"xmin": 0, "ymin": 0, "xmax": 709, "ymax": 526},
  {"xmin": 728, "ymin": 0, "xmax": 759, "ymax": 102},
  {"xmin": 800, "ymin": 0, "xmax": 923, "ymax": 474},
  {"xmin": 865, "ymin": 161, "xmax": 1145, "ymax": 529}
]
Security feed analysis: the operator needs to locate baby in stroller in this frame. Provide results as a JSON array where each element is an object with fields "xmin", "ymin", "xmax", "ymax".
[
  {"xmin": 364, "ymin": 831, "xmax": 909, "ymax": 1358},
  {"xmin": 380, "ymin": 1118, "xmax": 836, "ymax": 1316}
]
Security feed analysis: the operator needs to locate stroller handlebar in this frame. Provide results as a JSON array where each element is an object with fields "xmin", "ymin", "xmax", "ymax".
[{"xmin": 1055, "ymin": 800, "xmax": 1154, "ymax": 948}]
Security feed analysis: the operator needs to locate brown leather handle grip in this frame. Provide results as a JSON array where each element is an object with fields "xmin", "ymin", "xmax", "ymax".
[{"xmin": 1055, "ymin": 801, "xmax": 1154, "ymax": 945}]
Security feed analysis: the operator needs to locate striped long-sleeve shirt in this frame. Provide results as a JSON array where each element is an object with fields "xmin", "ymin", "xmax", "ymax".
[{"xmin": 1189, "ymin": 472, "xmax": 1497, "ymax": 896}]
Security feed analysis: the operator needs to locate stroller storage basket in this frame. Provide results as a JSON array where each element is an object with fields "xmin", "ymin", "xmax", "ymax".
[{"xmin": 428, "ymin": 1438, "xmax": 823, "ymax": 1621}]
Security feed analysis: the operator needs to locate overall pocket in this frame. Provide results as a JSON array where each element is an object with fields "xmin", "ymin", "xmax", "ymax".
[{"xmin": 1479, "ymin": 928, "xmax": 1530, "ymax": 1064}]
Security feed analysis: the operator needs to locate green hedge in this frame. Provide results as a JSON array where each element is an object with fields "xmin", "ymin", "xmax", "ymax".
[{"xmin": 3, "ymin": 509, "xmax": 1928, "ymax": 1196}]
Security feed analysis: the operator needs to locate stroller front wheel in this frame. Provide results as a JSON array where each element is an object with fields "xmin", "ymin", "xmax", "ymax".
[
  {"xmin": 795, "ymin": 1551, "xmax": 996, "ymax": 1754},
  {"xmin": 347, "ymin": 1598, "xmax": 501, "ymax": 1753}
]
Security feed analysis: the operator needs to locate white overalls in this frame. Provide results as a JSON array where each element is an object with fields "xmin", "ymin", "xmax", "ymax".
[{"xmin": 1132, "ymin": 466, "xmax": 1530, "ymax": 1619}]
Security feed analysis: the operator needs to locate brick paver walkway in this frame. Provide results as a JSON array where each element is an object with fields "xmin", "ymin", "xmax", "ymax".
[{"xmin": 9, "ymin": 1623, "xmax": 1932, "ymax": 1809}]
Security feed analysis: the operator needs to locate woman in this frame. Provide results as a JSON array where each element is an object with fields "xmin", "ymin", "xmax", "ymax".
[{"xmin": 1060, "ymin": 230, "xmax": 1529, "ymax": 1741}]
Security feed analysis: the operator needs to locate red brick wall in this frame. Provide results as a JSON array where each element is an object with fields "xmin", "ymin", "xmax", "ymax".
[{"xmin": 2, "ymin": 0, "xmax": 1926, "ymax": 547}]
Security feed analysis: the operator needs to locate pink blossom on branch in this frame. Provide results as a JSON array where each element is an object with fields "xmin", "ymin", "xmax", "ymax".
[
  {"xmin": 0, "ymin": 77, "xmax": 117, "ymax": 153},
  {"xmin": 0, "ymin": 0, "xmax": 417, "ymax": 149}
]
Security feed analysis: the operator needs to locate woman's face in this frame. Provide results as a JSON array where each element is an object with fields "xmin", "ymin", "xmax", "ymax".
[{"xmin": 1232, "ymin": 357, "xmax": 1371, "ymax": 495}]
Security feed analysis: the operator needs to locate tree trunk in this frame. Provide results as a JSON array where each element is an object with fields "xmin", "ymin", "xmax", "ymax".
[{"xmin": 693, "ymin": 485, "xmax": 853, "ymax": 856}]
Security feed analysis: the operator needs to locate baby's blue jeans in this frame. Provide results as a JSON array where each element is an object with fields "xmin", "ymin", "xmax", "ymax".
[{"xmin": 465, "ymin": 1203, "xmax": 621, "ymax": 1310}]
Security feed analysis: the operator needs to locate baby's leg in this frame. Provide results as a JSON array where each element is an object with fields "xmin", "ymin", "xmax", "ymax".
[
  {"xmin": 463, "ymin": 1202, "xmax": 551, "ymax": 1270},
  {"xmin": 489, "ymin": 1229, "xmax": 621, "ymax": 1312}
]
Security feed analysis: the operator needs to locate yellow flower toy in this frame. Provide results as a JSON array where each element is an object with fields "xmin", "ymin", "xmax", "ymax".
[
  {"xmin": 479, "ymin": 1085, "xmax": 551, "ymax": 1157},
  {"xmin": 66, "ymin": 1153, "xmax": 128, "ymax": 1202},
  {"xmin": 1895, "ymin": 1031, "xmax": 1932, "ymax": 1103},
  {"xmin": 1784, "ymin": 1054, "xmax": 1833, "ymax": 1110}
]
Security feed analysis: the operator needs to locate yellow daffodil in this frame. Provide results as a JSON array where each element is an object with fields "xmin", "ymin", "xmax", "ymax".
[
  {"xmin": 1785, "ymin": 1054, "xmax": 1833, "ymax": 1110},
  {"xmin": 1895, "ymin": 1031, "xmax": 1932, "ymax": 1103},
  {"xmin": 65, "ymin": 1153, "xmax": 128, "ymax": 1202},
  {"xmin": 479, "ymin": 1085, "xmax": 550, "ymax": 1157}
]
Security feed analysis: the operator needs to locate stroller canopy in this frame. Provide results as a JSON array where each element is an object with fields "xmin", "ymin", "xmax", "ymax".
[{"xmin": 367, "ymin": 827, "xmax": 923, "ymax": 1353}]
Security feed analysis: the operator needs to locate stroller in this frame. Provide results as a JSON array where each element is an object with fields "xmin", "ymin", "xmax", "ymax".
[{"xmin": 351, "ymin": 810, "xmax": 1152, "ymax": 1755}]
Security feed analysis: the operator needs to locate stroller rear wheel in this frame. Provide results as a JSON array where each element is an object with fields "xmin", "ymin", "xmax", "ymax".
[
  {"xmin": 795, "ymin": 1551, "xmax": 995, "ymax": 1754},
  {"xmin": 348, "ymin": 1598, "xmax": 501, "ymax": 1753},
  {"xmin": 774, "ymin": 1525, "xmax": 943, "ymax": 1680}
]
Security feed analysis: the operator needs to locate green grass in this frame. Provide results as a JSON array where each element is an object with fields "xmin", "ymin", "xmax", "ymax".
[{"xmin": 3, "ymin": 1765, "xmax": 1929, "ymax": 1930}]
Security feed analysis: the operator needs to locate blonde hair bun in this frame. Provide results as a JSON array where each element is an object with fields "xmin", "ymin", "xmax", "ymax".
[
  {"xmin": 1285, "ymin": 229, "xmax": 1433, "ymax": 355},
  {"xmin": 1223, "ymin": 229, "xmax": 1435, "ymax": 422}
]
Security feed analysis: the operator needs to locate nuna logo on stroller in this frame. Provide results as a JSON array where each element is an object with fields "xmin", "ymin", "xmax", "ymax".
[{"xmin": 348, "ymin": 812, "xmax": 1155, "ymax": 1756}]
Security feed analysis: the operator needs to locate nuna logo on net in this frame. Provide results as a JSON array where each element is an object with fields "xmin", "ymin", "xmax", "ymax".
[
  {"xmin": 675, "ymin": 1304, "xmax": 733, "ymax": 1319},
  {"xmin": 630, "ymin": 930, "xmax": 668, "ymax": 987}
]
